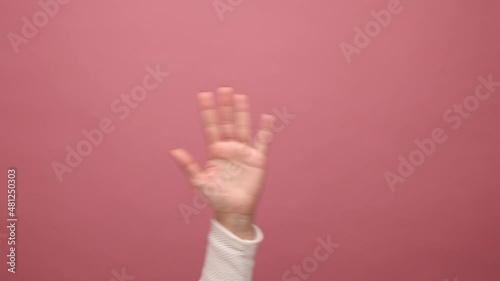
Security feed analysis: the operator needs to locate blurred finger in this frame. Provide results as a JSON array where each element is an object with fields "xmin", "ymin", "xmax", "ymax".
[
  {"xmin": 254, "ymin": 114, "xmax": 276, "ymax": 155},
  {"xmin": 217, "ymin": 87, "xmax": 235, "ymax": 141},
  {"xmin": 169, "ymin": 149, "xmax": 201, "ymax": 179},
  {"xmin": 198, "ymin": 92, "xmax": 220, "ymax": 145},
  {"xmin": 234, "ymin": 94, "xmax": 251, "ymax": 143}
]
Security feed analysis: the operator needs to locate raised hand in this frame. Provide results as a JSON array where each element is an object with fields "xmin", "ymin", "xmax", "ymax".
[{"xmin": 170, "ymin": 87, "xmax": 276, "ymax": 239}]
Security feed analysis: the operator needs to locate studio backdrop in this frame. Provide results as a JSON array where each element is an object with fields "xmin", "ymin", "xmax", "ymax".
[{"xmin": 1, "ymin": 0, "xmax": 499, "ymax": 280}]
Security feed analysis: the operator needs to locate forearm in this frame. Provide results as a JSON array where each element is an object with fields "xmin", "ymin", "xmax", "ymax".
[{"xmin": 215, "ymin": 213, "xmax": 256, "ymax": 240}]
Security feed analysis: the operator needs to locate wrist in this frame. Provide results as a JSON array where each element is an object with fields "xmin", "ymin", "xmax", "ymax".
[{"xmin": 215, "ymin": 212, "xmax": 256, "ymax": 240}]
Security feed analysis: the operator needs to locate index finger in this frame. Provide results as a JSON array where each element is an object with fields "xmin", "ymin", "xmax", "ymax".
[{"xmin": 198, "ymin": 92, "xmax": 220, "ymax": 146}]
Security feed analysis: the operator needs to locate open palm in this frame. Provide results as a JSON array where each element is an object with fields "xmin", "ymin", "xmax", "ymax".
[{"xmin": 170, "ymin": 87, "xmax": 276, "ymax": 217}]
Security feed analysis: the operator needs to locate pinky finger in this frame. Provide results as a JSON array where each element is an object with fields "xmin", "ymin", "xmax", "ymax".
[{"xmin": 254, "ymin": 114, "xmax": 276, "ymax": 155}]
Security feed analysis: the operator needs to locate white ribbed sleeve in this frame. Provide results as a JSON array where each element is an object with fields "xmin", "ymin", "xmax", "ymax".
[{"xmin": 199, "ymin": 219, "xmax": 264, "ymax": 281}]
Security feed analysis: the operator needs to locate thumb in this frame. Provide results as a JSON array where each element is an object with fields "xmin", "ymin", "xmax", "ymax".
[{"xmin": 170, "ymin": 149, "xmax": 201, "ymax": 179}]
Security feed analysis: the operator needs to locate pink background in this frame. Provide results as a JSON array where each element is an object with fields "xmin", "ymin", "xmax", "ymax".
[{"xmin": 1, "ymin": 0, "xmax": 500, "ymax": 280}]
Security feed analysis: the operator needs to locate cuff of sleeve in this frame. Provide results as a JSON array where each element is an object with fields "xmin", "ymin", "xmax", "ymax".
[{"xmin": 210, "ymin": 219, "xmax": 264, "ymax": 253}]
